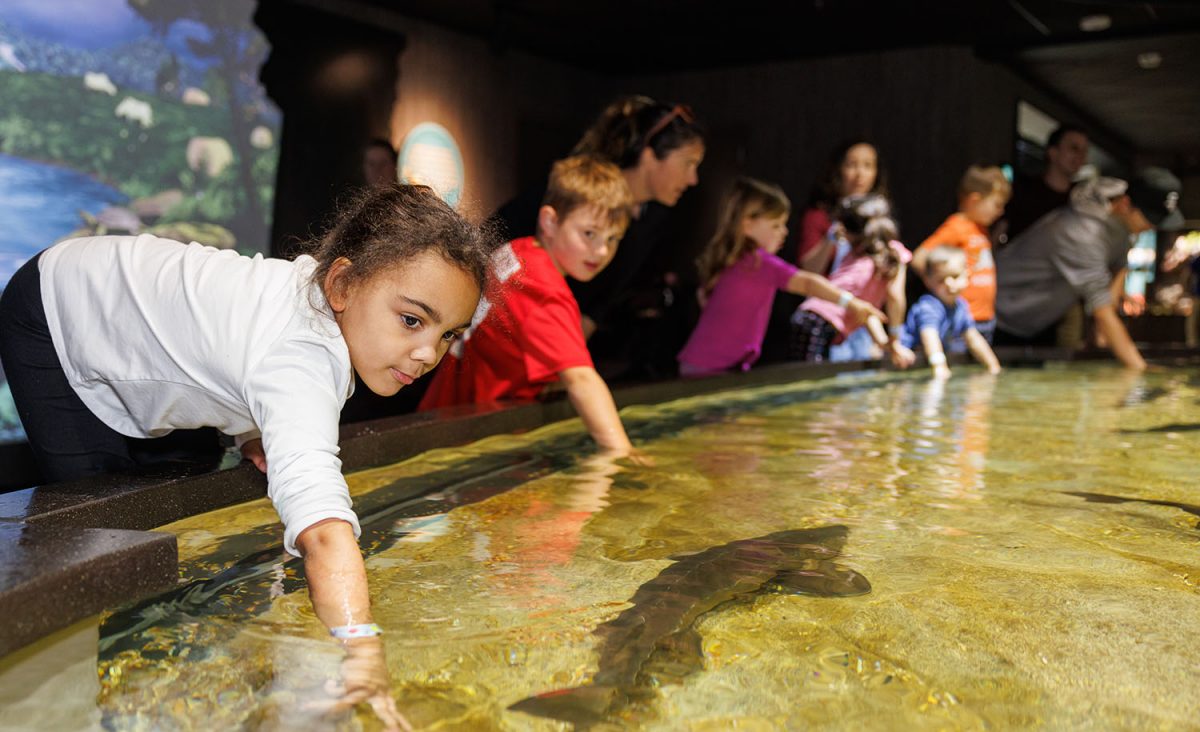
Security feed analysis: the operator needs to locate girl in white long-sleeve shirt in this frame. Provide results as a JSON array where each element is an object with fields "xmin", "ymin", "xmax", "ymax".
[{"xmin": 0, "ymin": 184, "xmax": 495, "ymax": 730}]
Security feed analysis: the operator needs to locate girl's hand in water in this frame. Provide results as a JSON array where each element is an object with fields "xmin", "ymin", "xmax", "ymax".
[
  {"xmin": 240, "ymin": 438, "xmax": 267, "ymax": 473},
  {"xmin": 316, "ymin": 637, "xmax": 412, "ymax": 731}
]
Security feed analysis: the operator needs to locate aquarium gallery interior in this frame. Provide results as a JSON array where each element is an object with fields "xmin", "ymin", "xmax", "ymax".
[{"xmin": 1, "ymin": 0, "xmax": 1200, "ymax": 729}]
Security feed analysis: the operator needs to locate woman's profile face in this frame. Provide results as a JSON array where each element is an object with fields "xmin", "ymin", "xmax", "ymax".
[
  {"xmin": 643, "ymin": 139, "xmax": 705, "ymax": 207},
  {"xmin": 839, "ymin": 143, "xmax": 878, "ymax": 197}
]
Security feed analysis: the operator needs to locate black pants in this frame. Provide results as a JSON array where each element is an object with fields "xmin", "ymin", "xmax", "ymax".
[{"xmin": 0, "ymin": 254, "xmax": 218, "ymax": 484}]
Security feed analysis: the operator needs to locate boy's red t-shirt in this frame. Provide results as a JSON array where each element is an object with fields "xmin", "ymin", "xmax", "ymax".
[
  {"xmin": 916, "ymin": 213, "xmax": 996, "ymax": 322},
  {"xmin": 419, "ymin": 236, "xmax": 593, "ymax": 409}
]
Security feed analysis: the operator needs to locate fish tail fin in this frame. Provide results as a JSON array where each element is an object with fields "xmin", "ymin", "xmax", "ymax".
[{"xmin": 508, "ymin": 685, "xmax": 619, "ymax": 726}]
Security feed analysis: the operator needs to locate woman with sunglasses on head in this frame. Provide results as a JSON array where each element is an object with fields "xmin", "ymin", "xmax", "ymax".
[{"xmin": 493, "ymin": 96, "xmax": 706, "ymax": 339}]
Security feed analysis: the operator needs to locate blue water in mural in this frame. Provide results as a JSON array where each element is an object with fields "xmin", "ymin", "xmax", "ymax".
[
  {"xmin": 0, "ymin": 152, "xmax": 127, "ymax": 289},
  {"xmin": 0, "ymin": 153, "xmax": 126, "ymax": 442}
]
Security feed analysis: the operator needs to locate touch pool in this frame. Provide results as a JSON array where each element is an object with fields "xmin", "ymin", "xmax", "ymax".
[{"xmin": 41, "ymin": 365, "xmax": 1200, "ymax": 729}]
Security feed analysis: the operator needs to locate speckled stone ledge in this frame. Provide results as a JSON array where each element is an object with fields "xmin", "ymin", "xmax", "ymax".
[{"xmin": 0, "ymin": 523, "xmax": 177, "ymax": 658}]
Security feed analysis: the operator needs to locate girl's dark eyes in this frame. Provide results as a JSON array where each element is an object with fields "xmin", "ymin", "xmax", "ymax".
[
  {"xmin": 442, "ymin": 331, "xmax": 460, "ymax": 342},
  {"xmin": 401, "ymin": 314, "xmax": 421, "ymax": 328}
]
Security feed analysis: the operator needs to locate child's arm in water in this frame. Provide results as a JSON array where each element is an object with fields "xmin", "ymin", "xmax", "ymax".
[
  {"xmin": 560, "ymin": 366, "xmax": 633, "ymax": 452},
  {"xmin": 242, "ymin": 346, "xmax": 408, "ymax": 730},
  {"xmin": 964, "ymin": 328, "xmax": 1002, "ymax": 374},
  {"xmin": 296, "ymin": 520, "xmax": 409, "ymax": 730},
  {"xmin": 919, "ymin": 327, "xmax": 952, "ymax": 379}
]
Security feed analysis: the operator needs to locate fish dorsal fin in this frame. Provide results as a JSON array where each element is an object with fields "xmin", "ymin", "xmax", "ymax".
[{"xmin": 765, "ymin": 561, "xmax": 872, "ymax": 597}]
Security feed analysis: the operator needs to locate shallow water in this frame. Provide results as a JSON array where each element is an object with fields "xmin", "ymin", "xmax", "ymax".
[{"xmin": 95, "ymin": 364, "xmax": 1200, "ymax": 730}]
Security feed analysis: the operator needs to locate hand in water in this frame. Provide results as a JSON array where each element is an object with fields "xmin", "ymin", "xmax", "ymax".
[
  {"xmin": 598, "ymin": 445, "xmax": 656, "ymax": 468},
  {"xmin": 309, "ymin": 637, "xmax": 412, "ymax": 731}
]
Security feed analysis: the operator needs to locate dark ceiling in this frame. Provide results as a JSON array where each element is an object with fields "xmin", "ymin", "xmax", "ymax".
[
  {"xmin": 348, "ymin": 0, "xmax": 1200, "ymax": 155},
  {"xmin": 359, "ymin": 0, "xmax": 1200, "ymax": 70},
  {"xmin": 1014, "ymin": 31, "xmax": 1200, "ymax": 156}
]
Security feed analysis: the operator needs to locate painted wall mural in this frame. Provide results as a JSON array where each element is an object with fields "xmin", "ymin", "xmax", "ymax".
[{"xmin": 0, "ymin": 0, "xmax": 280, "ymax": 442}]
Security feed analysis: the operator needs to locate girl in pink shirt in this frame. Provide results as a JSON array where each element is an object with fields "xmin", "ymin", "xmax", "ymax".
[
  {"xmin": 677, "ymin": 177, "xmax": 883, "ymax": 376},
  {"xmin": 791, "ymin": 193, "xmax": 916, "ymax": 367}
]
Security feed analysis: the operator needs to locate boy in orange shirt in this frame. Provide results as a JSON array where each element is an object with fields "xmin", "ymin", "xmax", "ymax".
[
  {"xmin": 912, "ymin": 165, "xmax": 1011, "ymax": 345},
  {"xmin": 420, "ymin": 156, "xmax": 637, "ymax": 452}
]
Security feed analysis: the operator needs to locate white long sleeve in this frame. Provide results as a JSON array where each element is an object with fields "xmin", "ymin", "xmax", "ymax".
[{"xmin": 39, "ymin": 234, "xmax": 360, "ymax": 554}]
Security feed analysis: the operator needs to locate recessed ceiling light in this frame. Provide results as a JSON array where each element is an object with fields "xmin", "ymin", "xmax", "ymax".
[
  {"xmin": 1080, "ymin": 14, "xmax": 1112, "ymax": 32},
  {"xmin": 1138, "ymin": 52, "xmax": 1163, "ymax": 69}
]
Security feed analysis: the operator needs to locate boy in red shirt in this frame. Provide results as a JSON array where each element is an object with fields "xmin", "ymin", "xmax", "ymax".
[
  {"xmin": 912, "ymin": 165, "xmax": 1011, "ymax": 344},
  {"xmin": 420, "ymin": 156, "xmax": 636, "ymax": 451}
]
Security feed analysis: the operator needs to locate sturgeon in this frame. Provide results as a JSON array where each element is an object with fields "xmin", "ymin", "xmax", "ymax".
[{"xmin": 509, "ymin": 525, "xmax": 870, "ymax": 727}]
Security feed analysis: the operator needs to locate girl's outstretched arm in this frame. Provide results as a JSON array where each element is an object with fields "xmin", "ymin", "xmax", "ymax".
[
  {"xmin": 297, "ymin": 519, "xmax": 411, "ymax": 732},
  {"xmin": 560, "ymin": 366, "xmax": 632, "ymax": 452},
  {"xmin": 785, "ymin": 271, "xmax": 886, "ymax": 325},
  {"xmin": 296, "ymin": 519, "xmax": 374, "ymax": 631}
]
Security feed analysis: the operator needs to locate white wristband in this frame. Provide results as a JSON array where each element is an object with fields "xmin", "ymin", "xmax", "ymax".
[
  {"xmin": 928, "ymin": 352, "xmax": 947, "ymax": 366},
  {"xmin": 330, "ymin": 623, "xmax": 382, "ymax": 639},
  {"xmin": 836, "ymin": 291, "xmax": 854, "ymax": 308}
]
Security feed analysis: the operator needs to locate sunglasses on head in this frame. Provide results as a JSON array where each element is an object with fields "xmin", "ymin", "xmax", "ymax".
[{"xmin": 642, "ymin": 104, "xmax": 695, "ymax": 148}]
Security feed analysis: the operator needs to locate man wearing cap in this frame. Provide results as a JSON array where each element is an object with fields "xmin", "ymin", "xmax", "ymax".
[{"xmin": 995, "ymin": 168, "xmax": 1184, "ymax": 370}]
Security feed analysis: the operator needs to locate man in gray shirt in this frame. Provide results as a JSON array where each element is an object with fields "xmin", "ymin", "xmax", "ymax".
[{"xmin": 996, "ymin": 168, "xmax": 1184, "ymax": 370}]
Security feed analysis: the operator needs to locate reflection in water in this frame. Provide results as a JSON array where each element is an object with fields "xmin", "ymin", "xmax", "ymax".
[
  {"xmin": 85, "ymin": 365, "xmax": 1200, "ymax": 730},
  {"xmin": 907, "ymin": 374, "xmax": 995, "ymax": 502},
  {"xmin": 1119, "ymin": 384, "xmax": 1169, "ymax": 408},
  {"xmin": 478, "ymin": 453, "xmax": 618, "ymax": 609},
  {"xmin": 509, "ymin": 526, "xmax": 869, "ymax": 728}
]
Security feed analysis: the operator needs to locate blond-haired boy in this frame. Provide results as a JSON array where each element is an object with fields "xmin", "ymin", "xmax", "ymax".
[
  {"xmin": 913, "ymin": 165, "xmax": 1011, "ymax": 343},
  {"xmin": 420, "ymin": 156, "xmax": 637, "ymax": 451}
]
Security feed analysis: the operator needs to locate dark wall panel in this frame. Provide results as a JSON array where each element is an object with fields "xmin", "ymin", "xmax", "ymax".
[{"xmin": 627, "ymin": 45, "xmax": 1135, "ymax": 267}]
